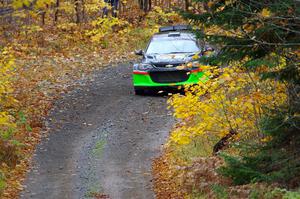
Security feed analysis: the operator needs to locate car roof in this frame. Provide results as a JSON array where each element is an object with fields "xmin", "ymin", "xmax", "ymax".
[{"xmin": 152, "ymin": 31, "xmax": 196, "ymax": 41}]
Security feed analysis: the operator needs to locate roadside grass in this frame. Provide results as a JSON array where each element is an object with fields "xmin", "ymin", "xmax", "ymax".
[
  {"xmin": 169, "ymin": 136, "xmax": 216, "ymax": 163},
  {"xmin": 0, "ymin": 175, "xmax": 5, "ymax": 195},
  {"xmin": 85, "ymin": 183, "xmax": 106, "ymax": 198},
  {"xmin": 153, "ymin": 136, "xmax": 220, "ymax": 199},
  {"xmin": 211, "ymin": 184, "xmax": 229, "ymax": 199},
  {"xmin": 85, "ymin": 138, "xmax": 109, "ymax": 199},
  {"xmin": 249, "ymin": 187, "xmax": 300, "ymax": 199},
  {"xmin": 188, "ymin": 190, "xmax": 207, "ymax": 199},
  {"xmin": 92, "ymin": 140, "xmax": 106, "ymax": 158}
]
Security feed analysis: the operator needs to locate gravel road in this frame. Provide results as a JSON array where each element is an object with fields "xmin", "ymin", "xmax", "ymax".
[{"xmin": 20, "ymin": 63, "xmax": 173, "ymax": 199}]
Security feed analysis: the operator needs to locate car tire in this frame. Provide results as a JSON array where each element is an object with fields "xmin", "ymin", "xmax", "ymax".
[{"xmin": 134, "ymin": 87, "xmax": 144, "ymax": 95}]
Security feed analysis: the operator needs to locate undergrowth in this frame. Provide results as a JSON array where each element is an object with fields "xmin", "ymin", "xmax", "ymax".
[{"xmin": 154, "ymin": 0, "xmax": 299, "ymax": 198}]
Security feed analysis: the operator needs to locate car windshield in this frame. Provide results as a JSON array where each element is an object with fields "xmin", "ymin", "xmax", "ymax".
[{"xmin": 146, "ymin": 39, "xmax": 200, "ymax": 54}]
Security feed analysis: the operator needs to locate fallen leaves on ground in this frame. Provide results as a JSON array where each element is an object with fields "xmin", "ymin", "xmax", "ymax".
[
  {"xmin": 0, "ymin": 7, "xmax": 185, "ymax": 198},
  {"xmin": 153, "ymin": 148, "xmax": 280, "ymax": 198},
  {"xmin": 0, "ymin": 26, "xmax": 138, "ymax": 199},
  {"xmin": 153, "ymin": 151, "xmax": 185, "ymax": 199}
]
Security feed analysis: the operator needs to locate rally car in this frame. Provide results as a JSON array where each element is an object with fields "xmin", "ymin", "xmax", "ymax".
[{"xmin": 133, "ymin": 25, "xmax": 213, "ymax": 95}]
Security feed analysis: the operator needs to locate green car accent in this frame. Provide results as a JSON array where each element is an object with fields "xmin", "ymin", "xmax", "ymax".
[{"xmin": 133, "ymin": 70, "xmax": 208, "ymax": 87}]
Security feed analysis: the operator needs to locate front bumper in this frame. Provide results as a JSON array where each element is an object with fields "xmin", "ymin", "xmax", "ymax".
[{"xmin": 133, "ymin": 69, "xmax": 208, "ymax": 87}]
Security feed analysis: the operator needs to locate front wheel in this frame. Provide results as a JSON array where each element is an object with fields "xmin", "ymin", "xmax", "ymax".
[{"xmin": 134, "ymin": 87, "xmax": 144, "ymax": 95}]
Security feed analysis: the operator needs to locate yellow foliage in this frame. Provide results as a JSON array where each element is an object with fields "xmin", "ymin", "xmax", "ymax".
[
  {"xmin": 12, "ymin": 0, "xmax": 32, "ymax": 9},
  {"xmin": 60, "ymin": 1, "xmax": 76, "ymax": 14},
  {"xmin": 84, "ymin": 0, "xmax": 107, "ymax": 14},
  {"xmin": 146, "ymin": 6, "xmax": 183, "ymax": 26},
  {"xmin": 34, "ymin": 0, "xmax": 55, "ymax": 9},
  {"xmin": 260, "ymin": 8, "xmax": 272, "ymax": 18},
  {"xmin": 57, "ymin": 23, "xmax": 78, "ymax": 32},
  {"xmin": 0, "ymin": 48, "xmax": 17, "ymax": 129},
  {"xmin": 13, "ymin": 0, "xmax": 56, "ymax": 10},
  {"xmin": 192, "ymin": 54, "xmax": 200, "ymax": 60},
  {"xmin": 168, "ymin": 60, "xmax": 287, "ymax": 145},
  {"xmin": 86, "ymin": 17, "xmax": 129, "ymax": 42},
  {"xmin": 225, "ymin": 0, "xmax": 236, "ymax": 6},
  {"xmin": 207, "ymin": 1, "xmax": 214, "ymax": 8},
  {"xmin": 204, "ymin": 25, "xmax": 243, "ymax": 38}
]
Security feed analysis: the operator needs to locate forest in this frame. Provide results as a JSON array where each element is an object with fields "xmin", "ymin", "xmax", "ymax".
[{"xmin": 1, "ymin": 0, "xmax": 300, "ymax": 198}]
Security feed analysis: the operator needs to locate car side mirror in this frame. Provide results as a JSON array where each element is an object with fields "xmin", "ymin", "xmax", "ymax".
[{"xmin": 135, "ymin": 49, "xmax": 144, "ymax": 56}]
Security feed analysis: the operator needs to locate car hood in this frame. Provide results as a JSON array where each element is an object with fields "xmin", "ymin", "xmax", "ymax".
[{"xmin": 144, "ymin": 53, "xmax": 195, "ymax": 64}]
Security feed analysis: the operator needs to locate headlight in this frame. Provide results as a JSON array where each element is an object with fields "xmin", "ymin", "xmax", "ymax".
[
  {"xmin": 137, "ymin": 64, "xmax": 153, "ymax": 71},
  {"xmin": 185, "ymin": 61, "xmax": 200, "ymax": 68}
]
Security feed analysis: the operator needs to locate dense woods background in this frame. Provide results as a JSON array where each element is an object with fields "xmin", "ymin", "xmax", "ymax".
[
  {"xmin": 0, "ymin": 0, "xmax": 190, "ymax": 24},
  {"xmin": 0, "ymin": 0, "xmax": 299, "ymax": 198}
]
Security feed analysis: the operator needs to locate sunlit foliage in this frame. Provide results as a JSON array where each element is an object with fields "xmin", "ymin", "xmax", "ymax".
[
  {"xmin": 86, "ymin": 17, "xmax": 129, "ymax": 42},
  {"xmin": 169, "ymin": 61, "xmax": 287, "ymax": 145},
  {"xmin": 0, "ymin": 48, "xmax": 17, "ymax": 130}
]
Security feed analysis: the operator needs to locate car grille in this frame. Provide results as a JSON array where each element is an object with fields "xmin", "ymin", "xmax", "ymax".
[
  {"xmin": 152, "ymin": 63, "xmax": 182, "ymax": 68},
  {"xmin": 149, "ymin": 71, "xmax": 189, "ymax": 83}
]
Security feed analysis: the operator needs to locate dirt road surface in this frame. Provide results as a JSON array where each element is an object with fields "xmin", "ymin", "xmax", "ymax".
[{"xmin": 20, "ymin": 63, "xmax": 173, "ymax": 199}]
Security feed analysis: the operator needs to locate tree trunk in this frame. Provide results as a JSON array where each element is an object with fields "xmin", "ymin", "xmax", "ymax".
[
  {"xmin": 213, "ymin": 129, "xmax": 237, "ymax": 155},
  {"xmin": 41, "ymin": 11, "xmax": 45, "ymax": 25},
  {"xmin": 54, "ymin": 0, "xmax": 59, "ymax": 23},
  {"xmin": 81, "ymin": 0, "xmax": 85, "ymax": 21},
  {"xmin": 111, "ymin": 0, "xmax": 119, "ymax": 17},
  {"xmin": 74, "ymin": 0, "xmax": 81, "ymax": 23},
  {"xmin": 139, "ymin": 0, "xmax": 150, "ymax": 12},
  {"xmin": 148, "ymin": 0, "xmax": 151, "ymax": 11},
  {"xmin": 139, "ymin": 0, "xmax": 144, "ymax": 10},
  {"xmin": 144, "ymin": 0, "xmax": 148, "ymax": 12},
  {"xmin": 184, "ymin": 0, "xmax": 189, "ymax": 11}
]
